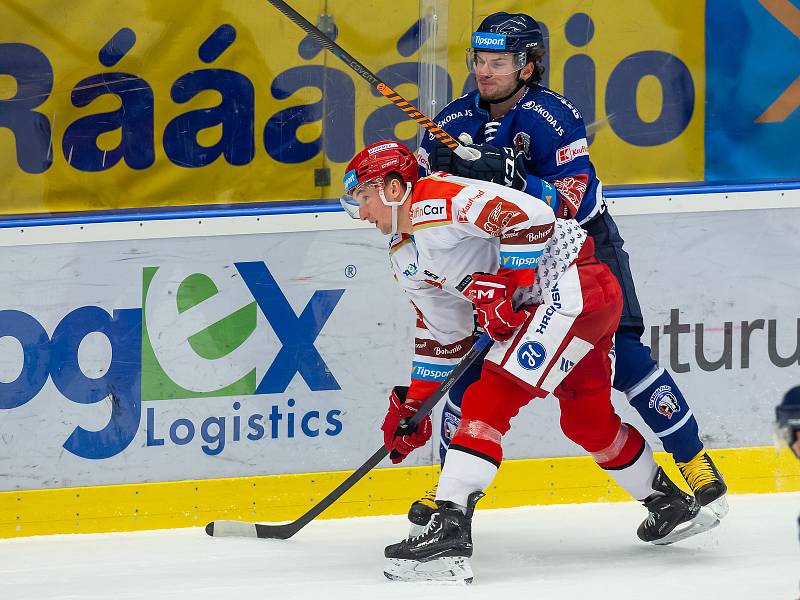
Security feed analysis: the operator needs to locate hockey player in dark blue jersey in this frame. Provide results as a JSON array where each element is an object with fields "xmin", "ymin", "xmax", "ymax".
[
  {"xmin": 409, "ymin": 11, "xmax": 729, "ymax": 534},
  {"xmin": 775, "ymin": 386, "xmax": 800, "ymax": 545}
]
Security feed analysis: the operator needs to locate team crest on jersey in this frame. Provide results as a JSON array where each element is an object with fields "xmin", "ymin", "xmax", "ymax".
[
  {"xmin": 649, "ymin": 385, "xmax": 681, "ymax": 419},
  {"xmin": 553, "ymin": 175, "xmax": 589, "ymax": 215},
  {"xmin": 475, "ymin": 198, "xmax": 525, "ymax": 237},
  {"xmin": 513, "ymin": 131, "xmax": 531, "ymax": 160},
  {"xmin": 442, "ymin": 412, "xmax": 460, "ymax": 443},
  {"xmin": 411, "ymin": 198, "xmax": 450, "ymax": 228},
  {"xmin": 402, "ymin": 263, "xmax": 418, "ymax": 277}
]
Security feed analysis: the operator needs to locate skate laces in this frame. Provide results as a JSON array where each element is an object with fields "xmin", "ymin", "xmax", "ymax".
[
  {"xmin": 410, "ymin": 512, "xmax": 440, "ymax": 541},
  {"xmin": 414, "ymin": 486, "xmax": 438, "ymax": 509},
  {"xmin": 677, "ymin": 453, "xmax": 719, "ymax": 492}
]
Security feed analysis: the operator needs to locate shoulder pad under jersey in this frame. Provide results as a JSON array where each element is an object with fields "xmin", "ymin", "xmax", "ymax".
[
  {"xmin": 427, "ymin": 92, "xmax": 481, "ymax": 142},
  {"xmin": 516, "ymin": 85, "xmax": 585, "ymax": 140}
]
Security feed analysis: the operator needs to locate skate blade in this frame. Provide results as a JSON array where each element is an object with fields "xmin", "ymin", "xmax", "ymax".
[
  {"xmin": 651, "ymin": 507, "xmax": 720, "ymax": 545},
  {"xmin": 383, "ymin": 556, "xmax": 473, "ymax": 583},
  {"xmin": 705, "ymin": 495, "xmax": 729, "ymax": 519}
]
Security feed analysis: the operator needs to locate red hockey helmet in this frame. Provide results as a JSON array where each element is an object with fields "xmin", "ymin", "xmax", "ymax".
[{"xmin": 343, "ymin": 140, "xmax": 419, "ymax": 196}]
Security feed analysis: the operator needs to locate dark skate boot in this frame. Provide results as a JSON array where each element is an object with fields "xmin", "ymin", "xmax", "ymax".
[
  {"xmin": 677, "ymin": 450, "xmax": 729, "ymax": 518},
  {"xmin": 408, "ymin": 485, "xmax": 438, "ymax": 529},
  {"xmin": 384, "ymin": 491, "xmax": 484, "ymax": 583},
  {"xmin": 638, "ymin": 466, "xmax": 719, "ymax": 545}
]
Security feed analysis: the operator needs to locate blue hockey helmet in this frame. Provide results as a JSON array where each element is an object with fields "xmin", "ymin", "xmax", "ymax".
[
  {"xmin": 468, "ymin": 13, "xmax": 545, "ymax": 80},
  {"xmin": 471, "ymin": 12, "xmax": 544, "ymax": 54},
  {"xmin": 775, "ymin": 386, "xmax": 800, "ymax": 459}
]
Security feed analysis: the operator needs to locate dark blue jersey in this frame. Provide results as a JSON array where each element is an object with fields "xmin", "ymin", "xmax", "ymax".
[{"xmin": 419, "ymin": 85, "xmax": 605, "ymax": 224}]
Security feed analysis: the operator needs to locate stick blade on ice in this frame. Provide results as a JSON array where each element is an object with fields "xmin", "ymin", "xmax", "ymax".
[{"xmin": 205, "ymin": 520, "xmax": 259, "ymax": 538}]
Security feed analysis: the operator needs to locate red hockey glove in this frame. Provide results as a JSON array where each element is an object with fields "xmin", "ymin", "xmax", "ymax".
[
  {"xmin": 463, "ymin": 272, "xmax": 527, "ymax": 341},
  {"xmin": 381, "ymin": 386, "xmax": 433, "ymax": 464}
]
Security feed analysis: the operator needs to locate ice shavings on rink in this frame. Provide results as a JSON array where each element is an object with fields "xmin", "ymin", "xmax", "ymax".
[{"xmin": 1, "ymin": 493, "xmax": 798, "ymax": 600}]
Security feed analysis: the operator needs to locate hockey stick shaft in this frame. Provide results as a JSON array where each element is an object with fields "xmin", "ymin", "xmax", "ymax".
[
  {"xmin": 206, "ymin": 333, "xmax": 491, "ymax": 539},
  {"xmin": 265, "ymin": 0, "xmax": 459, "ymax": 150}
]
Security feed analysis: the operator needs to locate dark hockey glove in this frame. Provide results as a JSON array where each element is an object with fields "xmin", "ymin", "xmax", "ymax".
[
  {"xmin": 381, "ymin": 386, "xmax": 432, "ymax": 464},
  {"xmin": 429, "ymin": 136, "xmax": 527, "ymax": 191}
]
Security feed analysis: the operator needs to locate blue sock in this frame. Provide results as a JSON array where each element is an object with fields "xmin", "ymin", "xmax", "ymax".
[
  {"xmin": 438, "ymin": 360, "xmax": 480, "ymax": 464},
  {"xmin": 439, "ymin": 397, "xmax": 462, "ymax": 464},
  {"xmin": 626, "ymin": 368, "xmax": 703, "ymax": 463}
]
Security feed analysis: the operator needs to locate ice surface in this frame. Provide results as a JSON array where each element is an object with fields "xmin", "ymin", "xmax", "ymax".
[{"xmin": 1, "ymin": 493, "xmax": 798, "ymax": 600}]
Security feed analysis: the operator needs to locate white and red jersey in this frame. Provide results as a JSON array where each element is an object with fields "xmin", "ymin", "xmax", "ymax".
[{"xmin": 389, "ymin": 172, "xmax": 587, "ymax": 400}]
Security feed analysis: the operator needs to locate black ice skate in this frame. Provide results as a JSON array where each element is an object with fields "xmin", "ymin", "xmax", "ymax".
[
  {"xmin": 407, "ymin": 485, "xmax": 438, "ymax": 534},
  {"xmin": 637, "ymin": 466, "xmax": 719, "ymax": 545},
  {"xmin": 384, "ymin": 491, "xmax": 484, "ymax": 583},
  {"xmin": 677, "ymin": 451, "xmax": 729, "ymax": 518}
]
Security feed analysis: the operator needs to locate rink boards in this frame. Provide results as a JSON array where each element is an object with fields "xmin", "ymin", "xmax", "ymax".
[
  {"xmin": 1, "ymin": 187, "xmax": 799, "ymax": 537},
  {"xmin": 1, "ymin": 447, "xmax": 797, "ymax": 538}
]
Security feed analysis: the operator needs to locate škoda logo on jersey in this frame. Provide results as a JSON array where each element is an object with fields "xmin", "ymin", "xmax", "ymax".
[{"xmin": 411, "ymin": 199, "xmax": 449, "ymax": 228}]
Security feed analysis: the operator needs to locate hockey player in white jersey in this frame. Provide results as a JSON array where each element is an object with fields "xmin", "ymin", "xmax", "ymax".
[{"xmin": 341, "ymin": 140, "xmax": 718, "ymax": 583}]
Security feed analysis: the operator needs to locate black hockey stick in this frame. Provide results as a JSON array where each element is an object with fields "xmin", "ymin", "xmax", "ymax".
[
  {"xmin": 265, "ymin": 0, "xmax": 462, "ymax": 151},
  {"xmin": 205, "ymin": 333, "xmax": 491, "ymax": 539}
]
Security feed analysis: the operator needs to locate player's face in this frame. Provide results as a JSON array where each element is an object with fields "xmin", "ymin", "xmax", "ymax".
[
  {"xmin": 473, "ymin": 51, "xmax": 524, "ymax": 101},
  {"xmin": 353, "ymin": 181, "xmax": 394, "ymax": 235},
  {"xmin": 792, "ymin": 430, "xmax": 800, "ymax": 459}
]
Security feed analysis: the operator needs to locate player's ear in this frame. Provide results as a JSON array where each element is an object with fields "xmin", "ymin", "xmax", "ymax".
[
  {"xmin": 390, "ymin": 176, "xmax": 406, "ymax": 200},
  {"xmin": 521, "ymin": 61, "xmax": 534, "ymax": 83}
]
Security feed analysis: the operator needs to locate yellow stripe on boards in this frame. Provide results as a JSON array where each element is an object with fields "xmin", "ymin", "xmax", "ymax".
[{"xmin": 1, "ymin": 447, "xmax": 796, "ymax": 538}]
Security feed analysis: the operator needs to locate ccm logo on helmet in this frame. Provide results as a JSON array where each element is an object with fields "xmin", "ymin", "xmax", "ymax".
[{"xmin": 471, "ymin": 32, "xmax": 507, "ymax": 49}]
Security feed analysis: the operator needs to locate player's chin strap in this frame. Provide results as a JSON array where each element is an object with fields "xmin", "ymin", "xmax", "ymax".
[
  {"xmin": 486, "ymin": 77, "xmax": 526, "ymax": 105},
  {"xmin": 481, "ymin": 65, "xmax": 530, "ymax": 106},
  {"xmin": 380, "ymin": 184, "xmax": 413, "ymax": 235}
]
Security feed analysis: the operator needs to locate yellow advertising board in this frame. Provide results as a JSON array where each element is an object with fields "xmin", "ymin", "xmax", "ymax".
[{"xmin": 0, "ymin": 1, "xmax": 705, "ymax": 215}]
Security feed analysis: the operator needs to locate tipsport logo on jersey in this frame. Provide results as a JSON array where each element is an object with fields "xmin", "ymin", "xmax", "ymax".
[{"xmin": 0, "ymin": 261, "xmax": 345, "ymax": 460}]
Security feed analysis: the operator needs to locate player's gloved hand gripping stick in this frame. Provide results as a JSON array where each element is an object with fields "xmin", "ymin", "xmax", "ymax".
[{"xmin": 206, "ymin": 334, "xmax": 492, "ymax": 539}]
